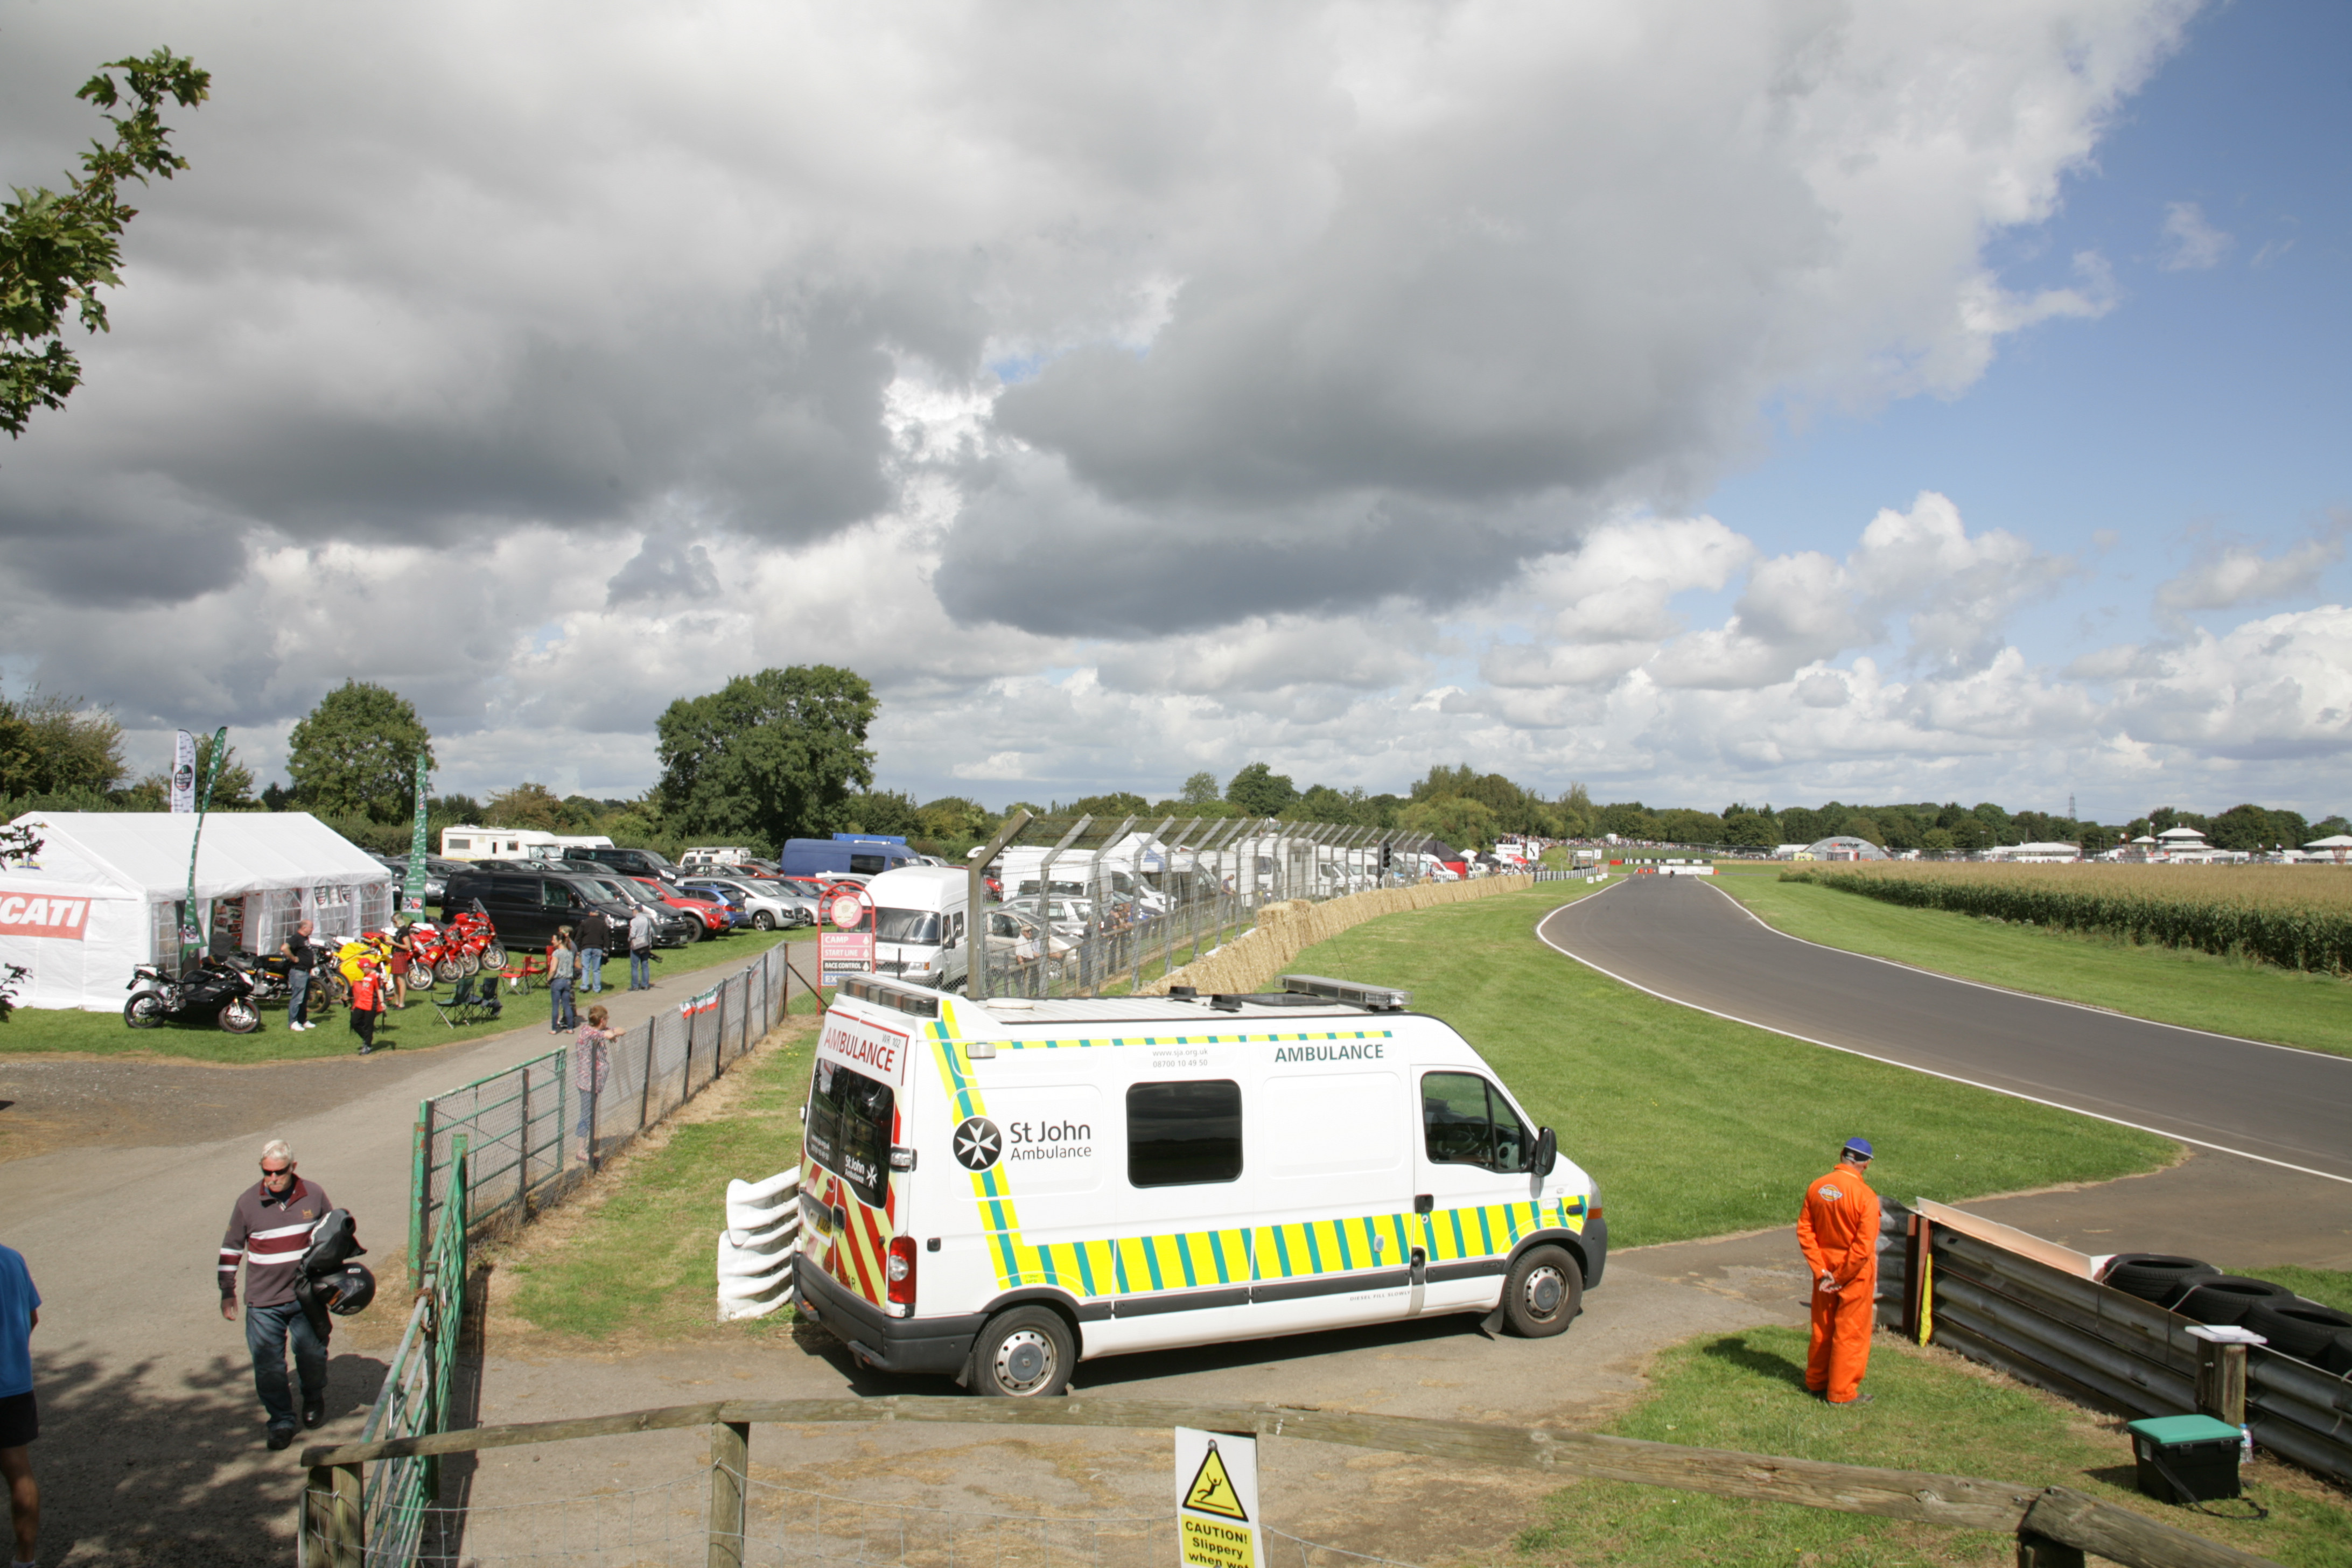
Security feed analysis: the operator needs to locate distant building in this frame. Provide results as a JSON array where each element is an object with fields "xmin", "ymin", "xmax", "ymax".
[
  {"xmin": 2304, "ymin": 834, "xmax": 2352, "ymax": 864},
  {"xmin": 1985, "ymin": 842, "xmax": 2083, "ymax": 863},
  {"xmin": 1803, "ymin": 835, "xmax": 1888, "ymax": 862}
]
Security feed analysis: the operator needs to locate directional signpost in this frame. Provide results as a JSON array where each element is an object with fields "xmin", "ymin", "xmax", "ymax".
[
  {"xmin": 818, "ymin": 882, "xmax": 876, "ymax": 982},
  {"xmin": 1174, "ymin": 1427, "xmax": 1260, "ymax": 1568}
]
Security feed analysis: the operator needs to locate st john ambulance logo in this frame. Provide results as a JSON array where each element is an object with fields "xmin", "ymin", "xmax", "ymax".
[{"xmin": 953, "ymin": 1116, "xmax": 1003, "ymax": 1172}]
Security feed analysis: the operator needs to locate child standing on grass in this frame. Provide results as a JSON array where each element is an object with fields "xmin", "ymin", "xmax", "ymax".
[
  {"xmin": 349, "ymin": 960, "xmax": 383, "ymax": 1056},
  {"xmin": 573, "ymin": 1005, "xmax": 613, "ymax": 1142}
]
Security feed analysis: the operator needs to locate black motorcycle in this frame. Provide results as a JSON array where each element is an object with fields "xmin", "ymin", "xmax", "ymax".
[
  {"xmin": 232, "ymin": 938, "xmax": 337, "ymax": 1022},
  {"xmin": 124, "ymin": 956, "xmax": 262, "ymax": 1033}
]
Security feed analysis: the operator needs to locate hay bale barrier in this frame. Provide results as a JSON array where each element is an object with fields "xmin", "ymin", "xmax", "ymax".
[{"xmin": 1144, "ymin": 873, "xmax": 1544, "ymax": 997}]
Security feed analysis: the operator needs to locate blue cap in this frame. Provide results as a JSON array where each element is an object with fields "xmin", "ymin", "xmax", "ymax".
[{"xmin": 1844, "ymin": 1137, "xmax": 1874, "ymax": 1159}]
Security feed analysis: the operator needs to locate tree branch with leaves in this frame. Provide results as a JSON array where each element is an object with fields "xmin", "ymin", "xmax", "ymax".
[{"xmin": 3, "ymin": 48, "xmax": 209, "ymax": 440}]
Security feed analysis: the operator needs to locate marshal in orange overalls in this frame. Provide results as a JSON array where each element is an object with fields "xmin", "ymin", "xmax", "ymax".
[{"xmin": 1797, "ymin": 1159, "xmax": 1880, "ymax": 1403}]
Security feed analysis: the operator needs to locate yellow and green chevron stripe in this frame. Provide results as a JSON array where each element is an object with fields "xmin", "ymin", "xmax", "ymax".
[{"xmin": 922, "ymin": 1026, "xmax": 1585, "ymax": 1303}]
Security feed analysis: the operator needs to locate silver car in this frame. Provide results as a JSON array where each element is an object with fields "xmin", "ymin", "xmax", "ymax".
[{"xmin": 682, "ymin": 874, "xmax": 815, "ymax": 931}]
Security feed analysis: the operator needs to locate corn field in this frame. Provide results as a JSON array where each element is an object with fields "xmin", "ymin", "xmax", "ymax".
[{"xmin": 1782, "ymin": 862, "xmax": 2352, "ymax": 975}]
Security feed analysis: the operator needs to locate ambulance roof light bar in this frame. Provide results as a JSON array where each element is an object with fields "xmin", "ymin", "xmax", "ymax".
[
  {"xmin": 1279, "ymin": 974, "xmax": 1411, "ymax": 1012},
  {"xmin": 834, "ymin": 974, "xmax": 942, "ymax": 1019}
]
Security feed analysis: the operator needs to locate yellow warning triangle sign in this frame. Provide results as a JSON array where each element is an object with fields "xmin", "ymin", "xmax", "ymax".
[{"xmin": 1183, "ymin": 1442, "xmax": 1250, "ymax": 1522}]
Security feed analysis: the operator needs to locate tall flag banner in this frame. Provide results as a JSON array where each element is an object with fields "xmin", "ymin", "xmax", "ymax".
[
  {"xmin": 170, "ymin": 730, "xmax": 197, "ymax": 813},
  {"xmin": 178, "ymin": 725, "xmax": 230, "ymax": 970},
  {"xmin": 402, "ymin": 753, "xmax": 431, "ymax": 920}
]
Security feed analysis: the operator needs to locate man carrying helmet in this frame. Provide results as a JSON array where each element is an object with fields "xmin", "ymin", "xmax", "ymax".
[
  {"xmin": 219, "ymin": 1140, "xmax": 337, "ymax": 1449},
  {"xmin": 1797, "ymin": 1137, "xmax": 1881, "ymax": 1406}
]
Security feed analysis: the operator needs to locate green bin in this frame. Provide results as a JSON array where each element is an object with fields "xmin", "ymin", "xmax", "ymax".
[{"xmin": 2124, "ymin": 1415, "xmax": 2243, "ymax": 1504}]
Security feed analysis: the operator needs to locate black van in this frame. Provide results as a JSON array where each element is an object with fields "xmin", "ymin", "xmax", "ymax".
[
  {"xmin": 567, "ymin": 845, "xmax": 678, "ymax": 883},
  {"xmin": 441, "ymin": 869, "xmax": 658, "ymax": 953}
]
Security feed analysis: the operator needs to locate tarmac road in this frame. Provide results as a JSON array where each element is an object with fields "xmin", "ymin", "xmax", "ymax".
[{"xmin": 1538, "ymin": 877, "xmax": 2352, "ymax": 1185}]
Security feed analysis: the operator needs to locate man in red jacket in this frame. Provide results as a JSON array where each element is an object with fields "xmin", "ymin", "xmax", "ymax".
[{"xmin": 1798, "ymin": 1137, "xmax": 1881, "ymax": 1406}]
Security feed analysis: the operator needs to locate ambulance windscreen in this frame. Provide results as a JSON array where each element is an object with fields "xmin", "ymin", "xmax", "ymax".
[{"xmin": 807, "ymin": 1060, "xmax": 897, "ymax": 1206}]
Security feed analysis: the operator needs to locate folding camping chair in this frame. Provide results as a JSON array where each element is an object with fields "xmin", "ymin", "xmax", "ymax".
[
  {"xmin": 500, "ymin": 952, "xmax": 548, "ymax": 996},
  {"xmin": 431, "ymin": 971, "xmax": 505, "ymax": 1028}
]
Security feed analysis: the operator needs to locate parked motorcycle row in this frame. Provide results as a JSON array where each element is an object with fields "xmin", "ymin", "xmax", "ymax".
[{"xmin": 122, "ymin": 905, "xmax": 509, "ymax": 1033}]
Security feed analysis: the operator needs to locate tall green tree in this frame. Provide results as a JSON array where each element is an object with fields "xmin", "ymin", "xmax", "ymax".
[
  {"xmin": 1225, "ymin": 761, "xmax": 1297, "ymax": 816},
  {"xmin": 653, "ymin": 666, "xmax": 876, "ymax": 846},
  {"xmin": 1398, "ymin": 795, "xmax": 1499, "ymax": 850},
  {"xmin": 485, "ymin": 781, "xmax": 567, "ymax": 831},
  {"xmin": 285, "ymin": 681, "xmax": 434, "ymax": 821},
  {"xmin": 1179, "ymin": 771, "xmax": 1221, "ymax": 806},
  {"xmin": 3, "ymin": 50, "xmax": 209, "ymax": 440},
  {"xmin": 0, "ymin": 686, "xmax": 125, "ymax": 795}
]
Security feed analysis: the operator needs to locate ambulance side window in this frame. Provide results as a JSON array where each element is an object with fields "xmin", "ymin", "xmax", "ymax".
[
  {"xmin": 1127, "ymin": 1080, "xmax": 1242, "ymax": 1187},
  {"xmin": 806, "ymin": 1060, "xmax": 896, "ymax": 1207},
  {"xmin": 1422, "ymin": 1072, "xmax": 1529, "ymax": 1173}
]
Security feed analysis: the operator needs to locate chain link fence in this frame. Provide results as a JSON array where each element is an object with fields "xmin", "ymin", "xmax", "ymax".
[
  {"xmin": 408, "ymin": 941, "xmax": 823, "ymax": 1269},
  {"xmin": 956, "ymin": 817, "xmax": 1586, "ymax": 1003}
]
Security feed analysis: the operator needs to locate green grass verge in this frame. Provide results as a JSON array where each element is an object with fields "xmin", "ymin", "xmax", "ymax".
[
  {"xmin": 503, "ymin": 1023, "xmax": 814, "ymax": 1342},
  {"xmin": 1514, "ymin": 1325, "xmax": 2352, "ymax": 1568},
  {"xmin": 2236, "ymin": 1265, "xmax": 2352, "ymax": 1315},
  {"xmin": 1284, "ymin": 887, "xmax": 2173, "ymax": 1248},
  {"xmin": 0, "ymin": 927, "xmax": 814, "ymax": 1063},
  {"xmin": 1710, "ymin": 873, "xmax": 2352, "ymax": 1059}
]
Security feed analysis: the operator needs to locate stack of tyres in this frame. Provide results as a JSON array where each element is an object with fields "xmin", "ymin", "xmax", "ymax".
[
  {"xmin": 2243, "ymin": 1299, "xmax": 2352, "ymax": 1365},
  {"xmin": 2172, "ymin": 1275, "xmax": 2294, "ymax": 1326},
  {"xmin": 2102, "ymin": 1254, "xmax": 2217, "ymax": 1307}
]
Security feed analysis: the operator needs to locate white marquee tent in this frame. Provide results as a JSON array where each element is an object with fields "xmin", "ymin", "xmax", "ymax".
[{"xmin": 1, "ymin": 812, "xmax": 391, "ymax": 1012}]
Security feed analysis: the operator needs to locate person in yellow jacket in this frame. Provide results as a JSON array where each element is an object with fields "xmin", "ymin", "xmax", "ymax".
[{"xmin": 1797, "ymin": 1137, "xmax": 1880, "ymax": 1405}]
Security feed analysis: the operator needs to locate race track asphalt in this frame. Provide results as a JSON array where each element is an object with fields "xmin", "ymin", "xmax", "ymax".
[{"xmin": 1537, "ymin": 877, "xmax": 2352, "ymax": 1185}]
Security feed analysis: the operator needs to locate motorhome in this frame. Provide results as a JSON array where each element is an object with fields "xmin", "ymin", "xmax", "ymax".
[
  {"xmin": 794, "ymin": 972, "xmax": 1606, "ymax": 1397},
  {"xmin": 438, "ymin": 825, "xmax": 613, "ymax": 862}
]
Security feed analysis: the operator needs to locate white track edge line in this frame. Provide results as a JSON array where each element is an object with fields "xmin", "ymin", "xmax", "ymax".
[
  {"xmin": 1531, "ymin": 900, "xmax": 2352, "ymax": 1189},
  {"xmin": 1695, "ymin": 878, "xmax": 2352, "ymax": 1066}
]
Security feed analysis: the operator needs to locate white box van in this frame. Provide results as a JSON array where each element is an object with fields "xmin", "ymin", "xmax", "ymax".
[
  {"xmin": 867, "ymin": 866, "xmax": 972, "ymax": 988},
  {"xmin": 794, "ymin": 972, "xmax": 1607, "ymax": 1397}
]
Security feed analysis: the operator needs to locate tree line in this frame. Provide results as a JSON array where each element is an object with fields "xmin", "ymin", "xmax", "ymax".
[{"xmin": 7, "ymin": 674, "xmax": 2343, "ymax": 860}]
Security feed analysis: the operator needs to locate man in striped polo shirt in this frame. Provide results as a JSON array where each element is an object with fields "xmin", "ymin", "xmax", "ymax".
[{"xmin": 219, "ymin": 1140, "xmax": 334, "ymax": 1449}]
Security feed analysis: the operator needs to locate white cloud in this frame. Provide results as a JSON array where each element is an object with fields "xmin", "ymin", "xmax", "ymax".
[
  {"xmin": 2155, "ymin": 523, "xmax": 2348, "ymax": 612},
  {"xmin": 25, "ymin": 2, "xmax": 2343, "ymax": 821},
  {"xmin": 2158, "ymin": 200, "xmax": 2234, "ymax": 271}
]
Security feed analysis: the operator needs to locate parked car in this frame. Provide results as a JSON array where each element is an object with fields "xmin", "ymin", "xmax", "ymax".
[
  {"xmin": 681, "ymin": 874, "xmax": 815, "ymax": 931},
  {"xmin": 548, "ymin": 866, "xmax": 699, "ymax": 947},
  {"xmin": 630, "ymin": 875, "xmax": 734, "ymax": 936},
  {"xmin": 440, "ymin": 867, "xmax": 645, "ymax": 953},
  {"xmin": 567, "ymin": 845, "xmax": 682, "ymax": 884}
]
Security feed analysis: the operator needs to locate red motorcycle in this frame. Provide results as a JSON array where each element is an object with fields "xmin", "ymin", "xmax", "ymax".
[
  {"xmin": 381, "ymin": 923, "xmax": 442, "ymax": 991},
  {"xmin": 445, "ymin": 908, "xmax": 507, "ymax": 974}
]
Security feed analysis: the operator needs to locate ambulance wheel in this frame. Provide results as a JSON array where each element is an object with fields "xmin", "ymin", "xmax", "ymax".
[
  {"xmin": 1503, "ymin": 1246, "xmax": 1581, "ymax": 1338},
  {"xmin": 971, "ymin": 1306, "xmax": 1074, "ymax": 1397}
]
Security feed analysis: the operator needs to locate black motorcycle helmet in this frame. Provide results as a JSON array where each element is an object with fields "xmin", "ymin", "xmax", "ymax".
[{"xmin": 321, "ymin": 1262, "xmax": 376, "ymax": 1315}]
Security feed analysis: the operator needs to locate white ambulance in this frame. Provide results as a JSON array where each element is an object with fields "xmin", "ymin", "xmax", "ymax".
[{"xmin": 794, "ymin": 972, "xmax": 1608, "ymax": 1397}]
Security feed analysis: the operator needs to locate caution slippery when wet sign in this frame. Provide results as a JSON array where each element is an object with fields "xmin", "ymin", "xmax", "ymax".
[{"xmin": 1174, "ymin": 1428, "xmax": 1261, "ymax": 1568}]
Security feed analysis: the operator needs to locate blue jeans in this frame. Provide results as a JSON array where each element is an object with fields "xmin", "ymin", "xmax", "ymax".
[
  {"xmin": 245, "ymin": 1299, "xmax": 326, "ymax": 1433},
  {"xmin": 286, "ymin": 967, "xmax": 310, "ymax": 1024},
  {"xmin": 629, "ymin": 948, "xmax": 651, "ymax": 989},
  {"xmin": 582, "ymin": 946, "xmax": 604, "ymax": 992},
  {"xmin": 549, "ymin": 976, "xmax": 575, "ymax": 1030}
]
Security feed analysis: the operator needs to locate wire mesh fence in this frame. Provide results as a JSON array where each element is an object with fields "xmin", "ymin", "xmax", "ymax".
[
  {"xmin": 409, "ymin": 941, "xmax": 820, "ymax": 1267},
  {"xmin": 308, "ymin": 1464, "xmax": 1426, "ymax": 1568}
]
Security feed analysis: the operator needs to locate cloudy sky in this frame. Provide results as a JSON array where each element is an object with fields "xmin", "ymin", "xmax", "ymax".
[{"xmin": 3, "ymin": 0, "xmax": 2346, "ymax": 819}]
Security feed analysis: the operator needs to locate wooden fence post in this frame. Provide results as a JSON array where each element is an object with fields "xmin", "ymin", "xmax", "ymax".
[
  {"xmin": 707, "ymin": 1419, "xmax": 750, "ymax": 1568},
  {"xmin": 306, "ymin": 1461, "xmax": 365, "ymax": 1568},
  {"xmin": 2195, "ymin": 1339, "xmax": 2247, "ymax": 1426}
]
